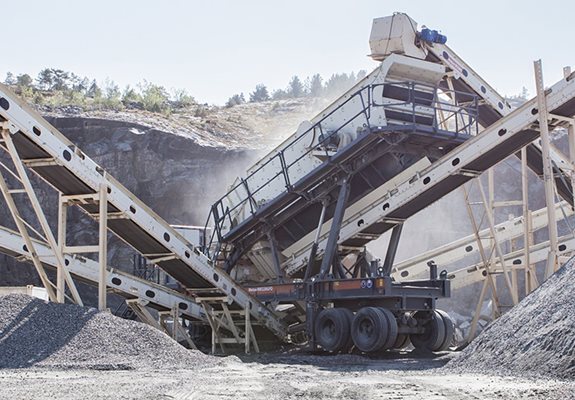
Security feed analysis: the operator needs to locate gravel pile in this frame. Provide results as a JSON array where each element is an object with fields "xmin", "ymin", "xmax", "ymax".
[
  {"xmin": 0, "ymin": 294, "xmax": 218, "ymax": 370},
  {"xmin": 447, "ymin": 257, "xmax": 575, "ymax": 379}
]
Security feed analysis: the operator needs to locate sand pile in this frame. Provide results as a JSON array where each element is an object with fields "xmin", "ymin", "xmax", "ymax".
[
  {"xmin": 0, "ymin": 294, "xmax": 218, "ymax": 370},
  {"xmin": 447, "ymin": 257, "xmax": 575, "ymax": 379}
]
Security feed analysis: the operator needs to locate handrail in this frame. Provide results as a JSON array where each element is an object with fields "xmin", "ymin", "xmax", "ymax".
[{"xmin": 204, "ymin": 81, "xmax": 478, "ymax": 259}]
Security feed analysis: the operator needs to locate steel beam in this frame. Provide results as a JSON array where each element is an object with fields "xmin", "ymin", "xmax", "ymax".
[
  {"xmin": 98, "ymin": 183, "xmax": 108, "ymax": 311},
  {"xmin": 0, "ymin": 83, "xmax": 286, "ymax": 338},
  {"xmin": 0, "ymin": 224, "xmax": 206, "ymax": 321},
  {"xmin": 391, "ymin": 202, "xmax": 571, "ymax": 280},
  {"xmin": 318, "ymin": 179, "xmax": 350, "ymax": 279},
  {"xmin": 382, "ymin": 224, "xmax": 403, "ymax": 276},
  {"xmin": 534, "ymin": 60, "xmax": 559, "ymax": 279}
]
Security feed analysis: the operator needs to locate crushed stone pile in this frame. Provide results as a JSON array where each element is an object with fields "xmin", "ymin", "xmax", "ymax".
[
  {"xmin": 447, "ymin": 257, "xmax": 575, "ymax": 379},
  {"xmin": 0, "ymin": 294, "xmax": 219, "ymax": 370}
]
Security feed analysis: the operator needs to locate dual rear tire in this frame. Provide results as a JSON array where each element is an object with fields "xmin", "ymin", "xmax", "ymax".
[
  {"xmin": 314, "ymin": 308, "xmax": 353, "ymax": 352},
  {"xmin": 314, "ymin": 307, "xmax": 454, "ymax": 353},
  {"xmin": 410, "ymin": 310, "xmax": 454, "ymax": 352},
  {"xmin": 314, "ymin": 306, "xmax": 399, "ymax": 353},
  {"xmin": 350, "ymin": 307, "xmax": 398, "ymax": 352}
]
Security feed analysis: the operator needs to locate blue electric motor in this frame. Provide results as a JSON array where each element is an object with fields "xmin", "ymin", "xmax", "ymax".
[{"xmin": 420, "ymin": 28, "xmax": 447, "ymax": 44}]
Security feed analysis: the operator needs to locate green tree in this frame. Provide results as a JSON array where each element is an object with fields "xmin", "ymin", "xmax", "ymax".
[
  {"xmin": 100, "ymin": 79, "xmax": 122, "ymax": 110},
  {"xmin": 69, "ymin": 73, "xmax": 90, "ymax": 93},
  {"xmin": 104, "ymin": 79, "xmax": 121, "ymax": 100},
  {"xmin": 16, "ymin": 74, "xmax": 33, "ymax": 89},
  {"xmin": 139, "ymin": 81, "xmax": 169, "ymax": 113},
  {"xmin": 37, "ymin": 68, "xmax": 54, "ymax": 90},
  {"xmin": 272, "ymin": 89, "xmax": 288, "ymax": 100},
  {"xmin": 87, "ymin": 80, "xmax": 102, "ymax": 98},
  {"xmin": 36, "ymin": 68, "xmax": 71, "ymax": 91},
  {"xmin": 171, "ymin": 88, "xmax": 195, "ymax": 108},
  {"xmin": 287, "ymin": 76, "xmax": 304, "ymax": 98},
  {"xmin": 308, "ymin": 74, "xmax": 323, "ymax": 97},
  {"xmin": 4, "ymin": 72, "xmax": 16, "ymax": 85},
  {"xmin": 226, "ymin": 93, "xmax": 246, "ymax": 107},
  {"xmin": 122, "ymin": 85, "xmax": 142, "ymax": 107},
  {"xmin": 51, "ymin": 69, "xmax": 70, "ymax": 91},
  {"xmin": 324, "ymin": 73, "xmax": 356, "ymax": 98},
  {"xmin": 249, "ymin": 84, "xmax": 270, "ymax": 102}
]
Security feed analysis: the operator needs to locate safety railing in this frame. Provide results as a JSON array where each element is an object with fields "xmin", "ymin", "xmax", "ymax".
[{"xmin": 203, "ymin": 81, "xmax": 478, "ymax": 259}]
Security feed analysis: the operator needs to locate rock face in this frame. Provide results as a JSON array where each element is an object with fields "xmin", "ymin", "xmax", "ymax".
[
  {"xmin": 48, "ymin": 117, "xmax": 254, "ymax": 225},
  {"xmin": 0, "ymin": 97, "xmax": 327, "ymax": 300}
]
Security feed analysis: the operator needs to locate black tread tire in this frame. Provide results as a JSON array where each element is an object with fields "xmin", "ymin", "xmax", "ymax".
[
  {"xmin": 435, "ymin": 309, "xmax": 455, "ymax": 351},
  {"xmin": 393, "ymin": 334, "xmax": 411, "ymax": 350},
  {"xmin": 410, "ymin": 311, "xmax": 446, "ymax": 352},
  {"xmin": 315, "ymin": 308, "xmax": 351, "ymax": 352},
  {"xmin": 379, "ymin": 308, "xmax": 399, "ymax": 350},
  {"xmin": 351, "ymin": 307, "xmax": 388, "ymax": 353}
]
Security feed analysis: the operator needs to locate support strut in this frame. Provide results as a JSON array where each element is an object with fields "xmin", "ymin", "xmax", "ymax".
[
  {"xmin": 382, "ymin": 224, "xmax": 403, "ymax": 276},
  {"xmin": 319, "ymin": 179, "xmax": 350, "ymax": 279},
  {"xmin": 304, "ymin": 200, "xmax": 328, "ymax": 281}
]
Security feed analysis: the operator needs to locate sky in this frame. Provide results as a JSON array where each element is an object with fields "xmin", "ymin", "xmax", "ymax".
[{"xmin": 1, "ymin": 0, "xmax": 574, "ymax": 105}]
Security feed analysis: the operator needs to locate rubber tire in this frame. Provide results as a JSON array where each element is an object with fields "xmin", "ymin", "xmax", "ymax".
[
  {"xmin": 410, "ymin": 311, "xmax": 446, "ymax": 352},
  {"xmin": 435, "ymin": 309, "xmax": 455, "ymax": 351},
  {"xmin": 392, "ymin": 334, "xmax": 411, "ymax": 350},
  {"xmin": 351, "ymin": 307, "xmax": 388, "ymax": 353},
  {"xmin": 315, "ymin": 308, "xmax": 351, "ymax": 352},
  {"xmin": 379, "ymin": 308, "xmax": 399, "ymax": 350}
]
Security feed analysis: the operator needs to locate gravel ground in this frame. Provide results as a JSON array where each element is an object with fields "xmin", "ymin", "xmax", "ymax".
[
  {"xmin": 1, "ymin": 289, "xmax": 575, "ymax": 399},
  {"xmin": 0, "ymin": 352, "xmax": 573, "ymax": 399},
  {"xmin": 447, "ymin": 256, "xmax": 575, "ymax": 379},
  {"xmin": 0, "ymin": 294, "xmax": 217, "ymax": 370}
]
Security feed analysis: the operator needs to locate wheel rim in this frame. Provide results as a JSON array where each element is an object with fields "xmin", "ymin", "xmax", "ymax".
[
  {"xmin": 352, "ymin": 307, "xmax": 388, "ymax": 352},
  {"xmin": 320, "ymin": 319, "xmax": 337, "ymax": 346},
  {"xmin": 315, "ymin": 308, "xmax": 351, "ymax": 352},
  {"xmin": 359, "ymin": 317, "xmax": 375, "ymax": 339},
  {"xmin": 410, "ymin": 311, "xmax": 446, "ymax": 351}
]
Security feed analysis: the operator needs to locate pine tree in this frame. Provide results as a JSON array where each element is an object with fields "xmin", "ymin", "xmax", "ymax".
[
  {"xmin": 309, "ymin": 74, "xmax": 323, "ymax": 97},
  {"xmin": 226, "ymin": 93, "xmax": 246, "ymax": 107},
  {"xmin": 249, "ymin": 84, "xmax": 270, "ymax": 102},
  {"xmin": 122, "ymin": 85, "xmax": 142, "ymax": 106},
  {"xmin": 357, "ymin": 70, "xmax": 367, "ymax": 81},
  {"xmin": 87, "ymin": 80, "xmax": 102, "ymax": 98},
  {"xmin": 50, "ymin": 69, "xmax": 70, "ymax": 91},
  {"xmin": 16, "ymin": 74, "xmax": 33, "ymax": 88},
  {"xmin": 4, "ymin": 72, "xmax": 16, "ymax": 85},
  {"xmin": 287, "ymin": 76, "xmax": 304, "ymax": 98},
  {"xmin": 272, "ymin": 89, "xmax": 288, "ymax": 100},
  {"xmin": 37, "ymin": 68, "xmax": 54, "ymax": 90}
]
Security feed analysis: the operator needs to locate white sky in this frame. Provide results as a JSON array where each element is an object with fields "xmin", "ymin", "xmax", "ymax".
[{"xmin": 2, "ymin": 0, "xmax": 573, "ymax": 105}]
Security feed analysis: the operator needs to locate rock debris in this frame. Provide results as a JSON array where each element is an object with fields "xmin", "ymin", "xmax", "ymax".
[
  {"xmin": 447, "ymin": 256, "xmax": 575, "ymax": 379},
  {"xmin": 0, "ymin": 294, "xmax": 218, "ymax": 370}
]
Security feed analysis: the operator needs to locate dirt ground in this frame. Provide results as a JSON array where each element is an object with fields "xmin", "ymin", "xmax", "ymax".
[{"xmin": 0, "ymin": 352, "xmax": 573, "ymax": 400}]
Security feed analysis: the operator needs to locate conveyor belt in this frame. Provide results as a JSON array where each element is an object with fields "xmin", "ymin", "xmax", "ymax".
[
  {"xmin": 391, "ymin": 202, "xmax": 574, "ymax": 280},
  {"xmin": 0, "ymin": 83, "xmax": 287, "ymax": 338},
  {"xmin": 448, "ymin": 234, "xmax": 575, "ymax": 290},
  {"xmin": 284, "ymin": 71, "xmax": 575, "ymax": 275},
  {"xmin": 209, "ymin": 67, "xmax": 478, "ymax": 276},
  {"xmin": 0, "ymin": 225, "xmax": 206, "ymax": 320},
  {"xmin": 426, "ymin": 43, "xmax": 574, "ymax": 204},
  {"xmin": 224, "ymin": 124, "xmax": 469, "ymax": 248}
]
